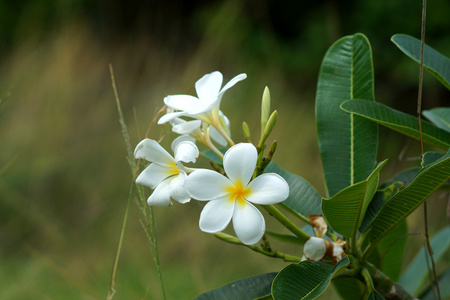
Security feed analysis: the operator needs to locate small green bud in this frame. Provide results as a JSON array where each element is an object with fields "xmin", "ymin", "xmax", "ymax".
[
  {"xmin": 267, "ymin": 140, "xmax": 277, "ymax": 160},
  {"xmin": 258, "ymin": 110, "xmax": 277, "ymax": 148},
  {"xmin": 261, "ymin": 86, "xmax": 271, "ymax": 138},
  {"xmin": 242, "ymin": 121, "xmax": 252, "ymax": 143}
]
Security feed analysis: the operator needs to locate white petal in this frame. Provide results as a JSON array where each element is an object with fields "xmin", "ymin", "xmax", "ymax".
[
  {"xmin": 195, "ymin": 71, "xmax": 223, "ymax": 106},
  {"xmin": 209, "ymin": 126, "xmax": 228, "ymax": 147},
  {"xmin": 174, "ymin": 141, "xmax": 199, "ymax": 164},
  {"xmin": 169, "ymin": 171, "xmax": 190, "ymax": 204},
  {"xmin": 164, "ymin": 95, "xmax": 203, "ymax": 111},
  {"xmin": 232, "ymin": 201, "xmax": 265, "ymax": 245},
  {"xmin": 199, "ymin": 197, "xmax": 234, "ymax": 233},
  {"xmin": 171, "ymin": 135, "xmax": 196, "ymax": 153},
  {"xmin": 136, "ymin": 163, "xmax": 173, "ymax": 188},
  {"xmin": 172, "ymin": 119, "xmax": 201, "ymax": 135},
  {"xmin": 147, "ymin": 178, "xmax": 172, "ymax": 206},
  {"xmin": 245, "ymin": 173, "xmax": 289, "ymax": 205},
  {"xmin": 158, "ymin": 111, "xmax": 187, "ymax": 124},
  {"xmin": 134, "ymin": 139, "xmax": 174, "ymax": 166},
  {"xmin": 332, "ymin": 243, "xmax": 345, "ymax": 263},
  {"xmin": 219, "ymin": 73, "xmax": 247, "ymax": 96},
  {"xmin": 209, "ymin": 112, "xmax": 230, "ymax": 146},
  {"xmin": 185, "ymin": 169, "xmax": 232, "ymax": 200},
  {"xmin": 223, "ymin": 143, "xmax": 257, "ymax": 186},
  {"xmin": 303, "ymin": 237, "xmax": 327, "ymax": 261}
]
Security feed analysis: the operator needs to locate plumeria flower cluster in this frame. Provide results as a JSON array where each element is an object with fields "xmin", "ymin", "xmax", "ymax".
[{"xmin": 134, "ymin": 71, "xmax": 290, "ymax": 245}]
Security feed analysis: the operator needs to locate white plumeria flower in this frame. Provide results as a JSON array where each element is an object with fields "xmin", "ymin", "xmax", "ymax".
[
  {"xmin": 134, "ymin": 138, "xmax": 199, "ymax": 206},
  {"xmin": 158, "ymin": 71, "xmax": 246, "ymax": 128},
  {"xmin": 185, "ymin": 143, "xmax": 289, "ymax": 245},
  {"xmin": 170, "ymin": 112, "xmax": 231, "ymax": 147}
]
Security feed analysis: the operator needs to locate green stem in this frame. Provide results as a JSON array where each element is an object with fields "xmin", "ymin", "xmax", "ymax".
[
  {"xmin": 262, "ymin": 204, "xmax": 309, "ymax": 244},
  {"xmin": 213, "ymin": 122, "xmax": 235, "ymax": 146},
  {"xmin": 214, "ymin": 233, "xmax": 302, "ymax": 262},
  {"xmin": 203, "ymin": 126, "xmax": 224, "ymax": 160}
]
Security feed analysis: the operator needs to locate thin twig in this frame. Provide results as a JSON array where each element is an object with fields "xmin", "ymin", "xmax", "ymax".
[{"xmin": 416, "ymin": 1, "xmax": 441, "ymax": 299}]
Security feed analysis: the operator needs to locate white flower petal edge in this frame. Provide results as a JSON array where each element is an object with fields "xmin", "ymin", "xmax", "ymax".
[
  {"xmin": 195, "ymin": 71, "xmax": 223, "ymax": 105},
  {"xmin": 136, "ymin": 163, "xmax": 173, "ymax": 189},
  {"xmin": 185, "ymin": 169, "xmax": 231, "ymax": 200},
  {"xmin": 147, "ymin": 178, "xmax": 172, "ymax": 206},
  {"xmin": 169, "ymin": 171, "xmax": 190, "ymax": 204},
  {"xmin": 134, "ymin": 139, "xmax": 174, "ymax": 167},
  {"xmin": 158, "ymin": 71, "xmax": 246, "ymax": 125},
  {"xmin": 171, "ymin": 135, "xmax": 196, "ymax": 153},
  {"xmin": 223, "ymin": 143, "xmax": 257, "ymax": 185},
  {"xmin": 172, "ymin": 119, "xmax": 202, "ymax": 135},
  {"xmin": 135, "ymin": 138, "xmax": 197, "ymax": 206},
  {"xmin": 174, "ymin": 141, "xmax": 199, "ymax": 164},
  {"xmin": 199, "ymin": 197, "xmax": 234, "ymax": 233},
  {"xmin": 246, "ymin": 173, "xmax": 289, "ymax": 204},
  {"xmin": 232, "ymin": 201, "xmax": 265, "ymax": 245}
]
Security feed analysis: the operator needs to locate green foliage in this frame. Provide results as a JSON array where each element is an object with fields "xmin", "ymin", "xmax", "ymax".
[
  {"xmin": 423, "ymin": 107, "xmax": 450, "ymax": 132},
  {"xmin": 370, "ymin": 150, "xmax": 450, "ymax": 245},
  {"xmin": 341, "ymin": 99, "xmax": 450, "ymax": 149},
  {"xmin": 366, "ymin": 219, "xmax": 408, "ymax": 281},
  {"xmin": 272, "ymin": 257, "xmax": 349, "ymax": 300},
  {"xmin": 265, "ymin": 162, "xmax": 322, "ymax": 223},
  {"xmin": 391, "ymin": 34, "xmax": 450, "ymax": 89},
  {"xmin": 195, "ymin": 273, "xmax": 277, "ymax": 300},
  {"xmin": 321, "ymin": 160, "xmax": 386, "ymax": 238},
  {"xmin": 399, "ymin": 226, "xmax": 450, "ymax": 297},
  {"xmin": 315, "ymin": 33, "xmax": 378, "ymax": 197}
]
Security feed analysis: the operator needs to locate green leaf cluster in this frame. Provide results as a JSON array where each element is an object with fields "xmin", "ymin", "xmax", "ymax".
[{"xmin": 196, "ymin": 33, "xmax": 450, "ymax": 300}]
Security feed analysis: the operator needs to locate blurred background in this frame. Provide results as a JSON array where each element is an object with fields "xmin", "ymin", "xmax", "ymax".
[{"xmin": 0, "ymin": 0, "xmax": 449, "ymax": 299}]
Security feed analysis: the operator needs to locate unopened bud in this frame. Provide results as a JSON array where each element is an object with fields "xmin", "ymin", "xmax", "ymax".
[
  {"xmin": 303, "ymin": 237, "xmax": 328, "ymax": 261},
  {"xmin": 242, "ymin": 122, "xmax": 251, "ymax": 143},
  {"xmin": 261, "ymin": 86, "xmax": 271, "ymax": 137}
]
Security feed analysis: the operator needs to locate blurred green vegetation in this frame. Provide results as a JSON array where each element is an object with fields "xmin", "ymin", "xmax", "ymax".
[{"xmin": 0, "ymin": 0, "xmax": 448, "ymax": 299}]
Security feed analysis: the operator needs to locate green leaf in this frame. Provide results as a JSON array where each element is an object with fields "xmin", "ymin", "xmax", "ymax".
[
  {"xmin": 379, "ymin": 167, "xmax": 420, "ymax": 189},
  {"xmin": 391, "ymin": 34, "xmax": 450, "ymax": 89},
  {"xmin": 333, "ymin": 277, "xmax": 366, "ymax": 300},
  {"xmin": 399, "ymin": 225, "xmax": 450, "ymax": 297},
  {"xmin": 316, "ymin": 33, "xmax": 378, "ymax": 197},
  {"xmin": 366, "ymin": 219, "xmax": 408, "ymax": 281},
  {"xmin": 201, "ymin": 149, "xmax": 226, "ymax": 165},
  {"xmin": 359, "ymin": 181, "xmax": 403, "ymax": 234},
  {"xmin": 370, "ymin": 150, "xmax": 450, "ymax": 245},
  {"xmin": 366, "ymin": 290, "xmax": 385, "ymax": 300},
  {"xmin": 265, "ymin": 162, "xmax": 322, "ymax": 222},
  {"xmin": 420, "ymin": 268, "xmax": 450, "ymax": 300},
  {"xmin": 321, "ymin": 160, "xmax": 387, "ymax": 237},
  {"xmin": 341, "ymin": 99, "xmax": 450, "ymax": 149},
  {"xmin": 272, "ymin": 257, "xmax": 349, "ymax": 300},
  {"xmin": 423, "ymin": 107, "xmax": 450, "ymax": 133},
  {"xmin": 195, "ymin": 273, "xmax": 277, "ymax": 300}
]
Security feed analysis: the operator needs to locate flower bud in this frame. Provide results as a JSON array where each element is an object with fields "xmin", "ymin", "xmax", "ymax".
[
  {"xmin": 261, "ymin": 86, "xmax": 271, "ymax": 137},
  {"xmin": 303, "ymin": 237, "xmax": 328, "ymax": 261},
  {"xmin": 242, "ymin": 121, "xmax": 252, "ymax": 143}
]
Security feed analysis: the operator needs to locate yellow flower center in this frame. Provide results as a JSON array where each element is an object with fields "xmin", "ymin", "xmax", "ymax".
[
  {"xmin": 166, "ymin": 161, "xmax": 180, "ymax": 177},
  {"xmin": 226, "ymin": 181, "xmax": 251, "ymax": 206}
]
